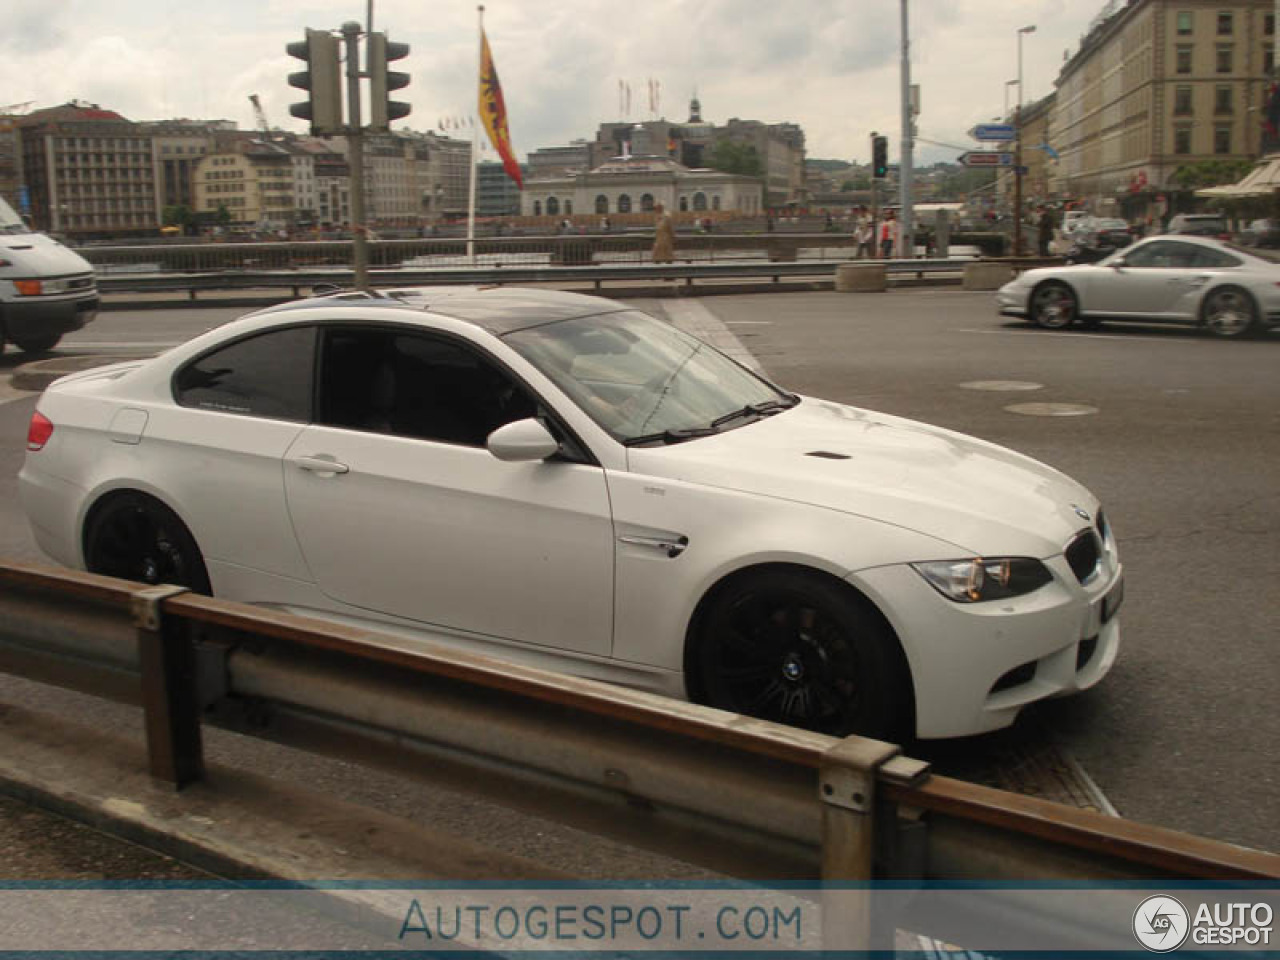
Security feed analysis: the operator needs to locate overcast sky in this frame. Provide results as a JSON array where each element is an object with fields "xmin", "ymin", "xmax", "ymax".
[{"xmin": 3, "ymin": 0, "xmax": 1101, "ymax": 166}]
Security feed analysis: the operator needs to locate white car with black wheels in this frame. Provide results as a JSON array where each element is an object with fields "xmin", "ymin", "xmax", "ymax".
[
  {"xmin": 997, "ymin": 234, "xmax": 1280, "ymax": 336},
  {"xmin": 20, "ymin": 287, "xmax": 1122, "ymax": 740}
]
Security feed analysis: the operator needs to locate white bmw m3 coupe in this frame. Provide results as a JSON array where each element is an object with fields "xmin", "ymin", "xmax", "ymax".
[{"xmin": 19, "ymin": 287, "xmax": 1123, "ymax": 740}]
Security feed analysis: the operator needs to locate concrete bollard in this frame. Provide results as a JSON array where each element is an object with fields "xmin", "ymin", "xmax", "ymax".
[
  {"xmin": 962, "ymin": 262, "xmax": 1014, "ymax": 291},
  {"xmin": 834, "ymin": 262, "xmax": 887, "ymax": 292}
]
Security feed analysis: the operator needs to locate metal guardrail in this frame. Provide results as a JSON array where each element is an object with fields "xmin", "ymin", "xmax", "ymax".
[
  {"xmin": 3, "ymin": 559, "xmax": 1273, "ymax": 944},
  {"xmin": 93, "ymin": 258, "xmax": 983, "ymax": 299}
]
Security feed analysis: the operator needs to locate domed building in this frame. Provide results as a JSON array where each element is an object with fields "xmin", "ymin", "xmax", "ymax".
[{"xmin": 521, "ymin": 153, "xmax": 763, "ymax": 218}]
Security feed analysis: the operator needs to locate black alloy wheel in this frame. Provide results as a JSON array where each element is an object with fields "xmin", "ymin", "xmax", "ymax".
[
  {"xmin": 84, "ymin": 493, "xmax": 211, "ymax": 594},
  {"xmin": 694, "ymin": 570, "xmax": 910, "ymax": 740},
  {"xmin": 1200, "ymin": 287, "xmax": 1257, "ymax": 338},
  {"xmin": 1030, "ymin": 281, "xmax": 1078, "ymax": 329}
]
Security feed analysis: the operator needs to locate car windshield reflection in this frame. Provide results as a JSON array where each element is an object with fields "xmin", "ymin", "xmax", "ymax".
[{"xmin": 504, "ymin": 310, "xmax": 794, "ymax": 444}]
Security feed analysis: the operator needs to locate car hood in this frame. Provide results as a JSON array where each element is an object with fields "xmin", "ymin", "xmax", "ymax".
[
  {"xmin": 0, "ymin": 231, "xmax": 94, "ymax": 277},
  {"xmin": 627, "ymin": 398, "xmax": 1097, "ymax": 559}
]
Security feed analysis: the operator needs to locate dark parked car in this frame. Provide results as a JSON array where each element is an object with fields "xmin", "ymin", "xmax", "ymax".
[
  {"xmin": 1240, "ymin": 218, "xmax": 1280, "ymax": 249},
  {"xmin": 1167, "ymin": 213, "xmax": 1231, "ymax": 241}
]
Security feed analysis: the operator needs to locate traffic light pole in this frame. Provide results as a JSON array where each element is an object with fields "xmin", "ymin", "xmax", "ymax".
[{"xmin": 342, "ymin": 20, "xmax": 370, "ymax": 292}]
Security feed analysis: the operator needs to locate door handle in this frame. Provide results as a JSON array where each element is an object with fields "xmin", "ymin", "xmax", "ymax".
[{"xmin": 293, "ymin": 455, "xmax": 350, "ymax": 475}]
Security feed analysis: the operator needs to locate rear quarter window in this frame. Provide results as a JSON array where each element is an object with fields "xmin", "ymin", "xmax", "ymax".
[{"xmin": 174, "ymin": 326, "xmax": 315, "ymax": 422}]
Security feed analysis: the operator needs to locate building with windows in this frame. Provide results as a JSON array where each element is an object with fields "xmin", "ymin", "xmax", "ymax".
[
  {"xmin": 17, "ymin": 102, "xmax": 158, "ymax": 238},
  {"xmin": 584, "ymin": 99, "xmax": 807, "ymax": 208},
  {"xmin": 1047, "ymin": 0, "xmax": 1274, "ymax": 215},
  {"xmin": 193, "ymin": 140, "xmax": 294, "ymax": 228},
  {"xmin": 521, "ymin": 155, "xmax": 763, "ymax": 218},
  {"xmin": 477, "ymin": 160, "xmax": 524, "ymax": 217}
]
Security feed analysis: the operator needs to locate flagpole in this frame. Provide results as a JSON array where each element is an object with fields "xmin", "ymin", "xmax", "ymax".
[{"xmin": 467, "ymin": 5, "xmax": 483, "ymax": 265}]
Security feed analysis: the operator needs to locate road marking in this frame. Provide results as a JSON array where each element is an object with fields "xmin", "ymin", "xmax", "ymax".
[
  {"xmin": 956, "ymin": 328, "xmax": 1189, "ymax": 344},
  {"xmin": 724, "ymin": 320, "xmax": 773, "ymax": 325},
  {"xmin": 60, "ymin": 342, "xmax": 180, "ymax": 350},
  {"xmin": 1006, "ymin": 402, "xmax": 1099, "ymax": 417},
  {"xmin": 960, "ymin": 380, "xmax": 1044, "ymax": 392}
]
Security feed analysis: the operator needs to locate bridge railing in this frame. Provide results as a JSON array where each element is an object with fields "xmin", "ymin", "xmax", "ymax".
[{"xmin": 0, "ymin": 557, "xmax": 1274, "ymax": 945}]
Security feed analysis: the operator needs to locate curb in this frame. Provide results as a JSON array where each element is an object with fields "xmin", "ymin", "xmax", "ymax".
[{"xmin": 10, "ymin": 354, "xmax": 153, "ymax": 392}]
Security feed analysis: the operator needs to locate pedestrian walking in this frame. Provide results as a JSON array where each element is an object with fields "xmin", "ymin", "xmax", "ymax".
[
  {"xmin": 1037, "ymin": 205, "xmax": 1054, "ymax": 257},
  {"xmin": 854, "ymin": 217, "xmax": 873, "ymax": 259},
  {"xmin": 879, "ymin": 212, "xmax": 897, "ymax": 258},
  {"xmin": 652, "ymin": 203, "xmax": 675, "ymax": 264}
]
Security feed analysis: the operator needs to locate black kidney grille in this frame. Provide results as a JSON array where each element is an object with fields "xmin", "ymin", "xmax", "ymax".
[{"xmin": 1065, "ymin": 530, "xmax": 1101, "ymax": 583}]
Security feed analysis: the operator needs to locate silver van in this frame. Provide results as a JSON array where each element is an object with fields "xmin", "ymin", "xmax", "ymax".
[{"xmin": 0, "ymin": 196, "xmax": 98, "ymax": 353}]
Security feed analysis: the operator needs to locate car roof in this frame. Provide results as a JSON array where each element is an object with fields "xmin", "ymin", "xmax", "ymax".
[{"xmin": 252, "ymin": 285, "xmax": 630, "ymax": 336}]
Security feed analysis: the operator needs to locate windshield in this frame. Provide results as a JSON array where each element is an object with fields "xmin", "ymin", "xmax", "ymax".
[
  {"xmin": 1097, "ymin": 219, "xmax": 1128, "ymax": 229},
  {"xmin": 504, "ymin": 309, "xmax": 795, "ymax": 444},
  {"xmin": 0, "ymin": 196, "xmax": 28, "ymax": 234}
]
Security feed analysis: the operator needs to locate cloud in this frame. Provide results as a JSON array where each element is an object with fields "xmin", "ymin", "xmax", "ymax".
[{"xmin": 0, "ymin": 0, "xmax": 1094, "ymax": 165}]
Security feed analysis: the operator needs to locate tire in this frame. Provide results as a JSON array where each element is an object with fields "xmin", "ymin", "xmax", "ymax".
[
  {"xmin": 691, "ymin": 568, "xmax": 912, "ymax": 741},
  {"xmin": 1200, "ymin": 286, "xmax": 1257, "ymax": 338},
  {"xmin": 84, "ymin": 492, "xmax": 211, "ymax": 594},
  {"xmin": 1029, "ymin": 281, "xmax": 1078, "ymax": 329},
  {"xmin": 11, "ymin": 332, "xmax": 62, "ymax": 353}
]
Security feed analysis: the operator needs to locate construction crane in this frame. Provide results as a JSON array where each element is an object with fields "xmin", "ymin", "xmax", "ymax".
[{"xmin": 248, "ymin": 94, "xmax": 272, "ymax": 140}]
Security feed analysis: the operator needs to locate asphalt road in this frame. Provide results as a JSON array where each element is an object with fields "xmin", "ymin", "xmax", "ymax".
[{"xmin": 0, "ymin": 291, "xmax": 1277, "ymax": 862}]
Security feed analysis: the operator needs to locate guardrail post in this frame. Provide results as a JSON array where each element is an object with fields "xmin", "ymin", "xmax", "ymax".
[
  {"xmin": 818, "ymin": 736, "xmax": 901, "ymax": 952},
  {"xmin": 132, "ymin": 585, "xmax": 202, "ymax": 789}
]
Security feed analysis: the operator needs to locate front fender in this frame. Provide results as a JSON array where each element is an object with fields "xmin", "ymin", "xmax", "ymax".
[{"xmin": 605, "ymin": 470, "xmax": 956, "ymax": 671}]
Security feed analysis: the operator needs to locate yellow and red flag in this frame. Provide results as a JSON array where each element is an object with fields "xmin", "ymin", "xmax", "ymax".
[{"xmin": 478, "ymin": 28, "xmax": 522, "ymax": 189}]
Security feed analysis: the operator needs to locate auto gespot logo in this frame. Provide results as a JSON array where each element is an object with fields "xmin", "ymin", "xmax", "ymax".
[{"xmin": 1133, "ymin": 895, "xmax": 1274, "ymax": 951}]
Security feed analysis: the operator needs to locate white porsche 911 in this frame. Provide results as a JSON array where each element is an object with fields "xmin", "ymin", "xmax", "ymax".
[
  {"xmin": 19, "ymin": 287, "xmax": 1122, "ymax": 740},
  {"xmin": 998, "ymin": 234, "xmax": 1280, "ymax": 336}
]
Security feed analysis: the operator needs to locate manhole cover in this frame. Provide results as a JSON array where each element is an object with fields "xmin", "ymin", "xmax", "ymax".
[
  {"xmin": 1005, "ymin": 402, "xmax": 1099, "ymax": 417},
  {"xmin": 959, "ymin": 380, "xmax": 1044, "ymax": 392}
]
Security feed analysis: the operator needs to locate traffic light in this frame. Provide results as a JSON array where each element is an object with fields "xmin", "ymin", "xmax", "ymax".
[
  {"xmin": 369, "ymin": 32, "xmax": 412, "ymax": 130},
  {"xmin": 287, "ymin": 29, "xmax": 343, "ymax": 135},
  {"xmin": 872, "ymin": 135, "xmax": 889, "ymax": 180}
]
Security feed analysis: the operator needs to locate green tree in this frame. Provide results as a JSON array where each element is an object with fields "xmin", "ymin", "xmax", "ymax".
[
  {"xmin": 1170, "ymin": 159, "xmax": 1253, "ymax": 190},
  {"xmin": 162, "ymin": 205, "xmax": 195, "ymax": 231},
  {"xmin": 215, "ymin": 204, "xmax": 232, "ymax": 226},
  {"xmin": 707, "ymin": 140, "xmax": 763, "ymax": 177}
]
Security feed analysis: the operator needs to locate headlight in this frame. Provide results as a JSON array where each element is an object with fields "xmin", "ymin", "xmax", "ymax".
[{"xmin": 912, "ymin": 557, "xmax": 1052, "ymax": 603}]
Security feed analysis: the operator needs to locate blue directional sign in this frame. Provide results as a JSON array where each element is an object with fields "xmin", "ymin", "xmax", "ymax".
[{"xmin": 969, "ymin": 123, "xmax": 1017, "ymax": 142}]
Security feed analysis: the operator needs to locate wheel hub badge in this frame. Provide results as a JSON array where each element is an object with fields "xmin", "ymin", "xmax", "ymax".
[
  {"xmin": 142, "ymin": 558, "xmax": 159, "ymax": 583},
  {"xmin": 782, "ymin": 654, "xmax": 805, "ymax": 682}
]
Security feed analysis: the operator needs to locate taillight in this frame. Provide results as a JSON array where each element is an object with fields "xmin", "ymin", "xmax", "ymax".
[{"xmin": 27, "ymin": 411, "xmax": 54, "ymax": 451}]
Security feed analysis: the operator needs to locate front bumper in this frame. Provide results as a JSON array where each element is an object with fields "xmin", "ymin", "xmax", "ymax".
[
  {"xmin": 851, "ymin": 553, "xmax": 1123, "ymax": 739},
  {"xmin": 3, "ymin": 293, "xmax": 99, "ymax": 338},
  {"xmin": 996, "ymin": 282, "xmax": 1030, "ymax": 318}
]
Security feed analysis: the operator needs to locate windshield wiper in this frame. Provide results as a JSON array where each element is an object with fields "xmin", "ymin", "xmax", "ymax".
[
  {"xmin": 622, "ymin": 426, "xmax": 721, "ymax": 447},
  {"xmin": 710, "ymin": 395, "xmax": 800, "ymax": 429}
]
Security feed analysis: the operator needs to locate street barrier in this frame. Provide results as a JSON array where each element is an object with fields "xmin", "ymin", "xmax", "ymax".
[
  {"xmin": 80, "ymin": 236, "xmax": 1051, "ymax": 300},
  {"xmin": 0, "ymin": 559, "xmax": 1274, "ymax": 947}
]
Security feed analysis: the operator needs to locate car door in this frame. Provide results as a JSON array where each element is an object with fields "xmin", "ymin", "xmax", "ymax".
[
  {"xmin": 282, "ymin": 324, "xmax": 615, "ymax": 655},
  {"xmin": 1091, "ymin": 240, "xmax": 1200, "ymax": 317},
  {"xmin": 158, "ymin": 324, "xmax": 317, "ymax": 585}
]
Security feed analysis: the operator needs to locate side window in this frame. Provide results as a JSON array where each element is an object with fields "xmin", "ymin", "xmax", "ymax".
[
  {"xmin": 317, "ymin": 328, "xmax": 538, "ymax": 447},
  {"xmin": 1124, "ymin": 241, "xmax": 1195, "ymax": 268},
  {"xmin": 174, "ymin": 326, "xmax": 315, "ymax": 421},
  {"xmin": 1192, "ymin": 247, "xmax": 1241, "ymax": 268}
]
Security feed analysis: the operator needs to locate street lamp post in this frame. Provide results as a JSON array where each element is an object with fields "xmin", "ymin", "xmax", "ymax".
[{"xmin": 1013, "ymin": 24, "xmax": 1036, "ymax": 258}]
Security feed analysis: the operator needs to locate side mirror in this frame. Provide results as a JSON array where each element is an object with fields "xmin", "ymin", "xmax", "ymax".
[{"xmin": 487, "ymin": 418, "xmax": 560, "ymax": 462}]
